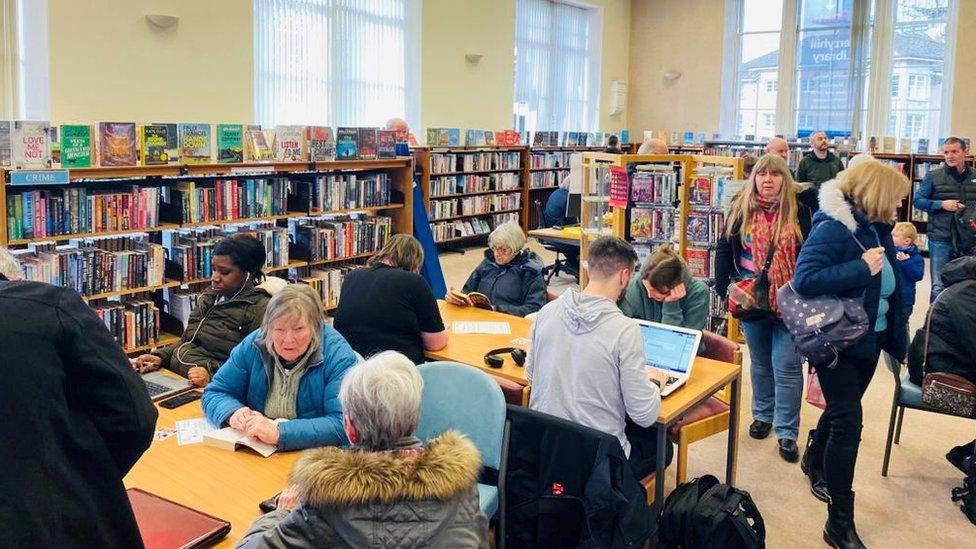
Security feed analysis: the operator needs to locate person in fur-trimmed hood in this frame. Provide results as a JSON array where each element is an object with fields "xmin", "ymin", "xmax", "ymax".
[
  {"xmin": 237, "ymin": 351, "xmax": 488, "ymax": 549},
  {"xmin": 792, "ymin": 160, "xmax": 910, "ymax": 549}
]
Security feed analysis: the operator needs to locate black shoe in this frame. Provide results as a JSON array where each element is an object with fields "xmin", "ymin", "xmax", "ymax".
[
  {"xmin": 947, "ymin": 440, "xmax": 976, "ymax": 475},
  {"xmin": 778, "ymin": 438, "xmax": 799, "ymax": 462},
  {"xmin": 749, "ymin": 420, "xmax": 772, "ymax": 439},
  {"xmin": 801, "ymin": 429, "xmax": 830, "ymax": 502},
  {"xmin": 823, "ymin": 493, "xmax": 866, "ymax": 549}
]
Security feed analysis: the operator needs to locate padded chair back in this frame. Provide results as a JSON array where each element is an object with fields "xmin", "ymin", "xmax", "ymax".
[
  {"xmin": 417, "ymin": 362, "xmax": 507, "ymax": 470},
  {"xmin": 700, "ymin": 330, "xmax": 741, "ymax": 365},
  {"xmin": 533, "ymin": 199, "xmax": 548, "ymax": 230},
  {"xmin": 883, "ymin": 350, "xmax": 902, "ymax": 380}
]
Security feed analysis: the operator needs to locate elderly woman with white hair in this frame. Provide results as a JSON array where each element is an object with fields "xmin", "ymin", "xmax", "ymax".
[
  {"xmin": 237, "ymin": 351, "xmax": 487, "ymax": 548},
  {"xmin": 202, "ymin": 284, "xmax": 358, "ymax": 451},
  {"xmin": 446, "ymin": 221, "xmax": 547, "ymax": 316}
]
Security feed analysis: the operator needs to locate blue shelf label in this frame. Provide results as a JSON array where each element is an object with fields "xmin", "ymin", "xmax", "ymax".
[{"xmin": 10, "ymin": 170, "xmax": 70, "ymax": 186}]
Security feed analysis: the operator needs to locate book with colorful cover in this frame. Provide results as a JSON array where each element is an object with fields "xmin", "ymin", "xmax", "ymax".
[
  {"xmin": 307, "ymin": 126, "xmax": 335, "ymax": 161},
  {"xmin": 468, "ymin": 129, "xmax": 488, "ymax": 147},
  {"xmin": 245, "ymin": 128, "xmax": 272, "ymax": 161},
  {"xmin": 882, "ymin": 136, "xmax": 896, "ymax": 153},
  {"xmin": 685, "ymin": 247, "xmax": 710, "ymax": 278},
  {"xmin": 683, "ymin": 131, "xmax": 694, "ymax": 145},
  {"xmin": 484, "ymin": 130, "xmax": 496, "ymax": 146},
  {"xmin": 688, "ymin": 177, "xmax": 713, "ymax": 205},
  {"xmin": 216, "ymin": 124, "xmax": 244, "ymax": 163},
  {"xmin": 377, "ymin": 130, "xmax": 396, "ymax": 158},
  {"xmin": 273, "ymin": 125, "xmax": 306, "ymax": 162},
  {"xmin": 140, "ymin": 124, "xmax": 170, "ymax": 165},
  {"xmin": 178, "ymin": 123, "xmax": 212, "ymax": 164},
  {"xmin": 630, "ymin": 207, "xmax": 654, "ymax": 240},
  {"xmin": 60, "ymin": 124, "xmax": 93, "ymax": 168},
  {"xmin": 152, "ymin": 123, "xmax": 180, "ymax": 163},
  {"xmin": 11, "ymin": 121, "xmax": 52, "ymax": 169},
  {"xmin": 917, "ymin": 138, "xmax": 930, "ymax": 154},
  {"xmin": 49, "ymin": 126, "xmax": 61, "ymax": 166},
  {"xmin": 336, "ymin": 127, "xmax": 359, "ymax": 159},
  {"xmin": 357, "ymin": 128, "xmax": 377, "ymax": 159},
  {"xmin": 0, "ymin": 121, "xmax": 10, "ymax": 167},
  {"xmin": 566, "ymin": 132, "xmax": 578, "ymax": 147},
  {"xmin": 96, "ymin": 122, "xmax": 136, "ymax": 167},
  {"xmin": 685, "ymin": 212, "xmax": 710, "ymax": 243}
]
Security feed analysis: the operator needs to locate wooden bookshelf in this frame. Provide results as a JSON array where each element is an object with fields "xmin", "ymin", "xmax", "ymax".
[
  {"xmin": 126, "ymin": 332, "xmax": 181, "ymax": 355},
  {"xmin": 6, "ymin": 222, "xmax": 182, "ymax": 246},
  {"xmin": 430, "ymin": 189, "xmax": 522, "ymax": 199}
]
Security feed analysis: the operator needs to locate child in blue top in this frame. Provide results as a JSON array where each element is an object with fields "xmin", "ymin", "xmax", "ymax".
[{"xmin": 892, "ymin": 222, "xmax": 925, "ymax": 319}]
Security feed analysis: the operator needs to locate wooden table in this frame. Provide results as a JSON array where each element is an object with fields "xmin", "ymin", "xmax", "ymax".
[
  {"xmin": 124, "ymin": 400, "xmax": 299, "ymax": 547},
  {"xmin": 528, "ymin": 226, "xmax": 581, "ymax": 247},
  {"xmin": 426, "ymin": 301, "xmax": 532, "ymax": 385}
]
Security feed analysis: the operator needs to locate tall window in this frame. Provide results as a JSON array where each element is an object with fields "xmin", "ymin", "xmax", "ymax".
[
  {"xmin": 513, "ymin": 0, "xmax": 601, "ymax": 133},
  {"xmin": 1, "ymin": 0, "xmax": 49, "ymax": 120},
  {"xmin": 733, "ymin": 0, "xmax": 782, "ymax": 138},
  {"xmin": 253, "ymin": 0, "xmax": 419, "ymax": 128}
]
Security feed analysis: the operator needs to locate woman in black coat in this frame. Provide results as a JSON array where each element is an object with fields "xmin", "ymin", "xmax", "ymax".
[{"xmin": 792, "ymin": 160, "xmax": 910, "ymax": 548}]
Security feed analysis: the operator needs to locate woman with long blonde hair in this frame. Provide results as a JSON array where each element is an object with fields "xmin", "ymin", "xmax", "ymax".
[
  {"xmin": 792, "ymin": 160, "xmax": 910, "ymax": 548},
  {"xmin": 715, "ymin": 153, "xmax": 818, "ymax": 463}
]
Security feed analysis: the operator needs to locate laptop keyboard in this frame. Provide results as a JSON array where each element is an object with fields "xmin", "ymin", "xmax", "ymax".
[
  {"xmin": 666, "ymin": 376, "xmax": 680, "ymax": 386},
  {"xmin": 145, "ymin": 380, "xmax": 172, "ymax": 398}
]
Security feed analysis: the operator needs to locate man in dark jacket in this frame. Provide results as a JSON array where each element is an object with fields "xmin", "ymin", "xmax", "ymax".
[
  {"xmin": 796, "ymin": 131, "xmax": 844, "ymax": 189},
  {"xmin": 0, "ymin": 255, "xmax": 157, "ymax": 548},
  {"xmin": 911, "ymin": 137, "xmax": 976, "ymax": 301}
]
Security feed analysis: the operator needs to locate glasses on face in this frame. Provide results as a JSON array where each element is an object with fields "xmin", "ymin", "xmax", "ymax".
[{"xmin": 492, "ymin": 246, "xmax": 514, "ymax": 258}]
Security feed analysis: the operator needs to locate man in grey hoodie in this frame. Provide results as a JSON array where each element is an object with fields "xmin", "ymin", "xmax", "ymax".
[{"xmin": 527, "ymin": 236, "xmax": 671, "ymax": 477}]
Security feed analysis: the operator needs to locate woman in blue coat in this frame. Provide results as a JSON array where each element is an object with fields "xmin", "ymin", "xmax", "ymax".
[
  {"xmin": 202, "ymin": 284, "xmax": 358, "ymax": 451},
  {"xmin": 792, "ymin": 160, "xmax": 910, "ymax": 548}
]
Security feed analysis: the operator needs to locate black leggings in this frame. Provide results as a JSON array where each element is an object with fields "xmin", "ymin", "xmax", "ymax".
[{"xmin": 812, "ymin": 337, "xmax": 882, "ymax": 498}]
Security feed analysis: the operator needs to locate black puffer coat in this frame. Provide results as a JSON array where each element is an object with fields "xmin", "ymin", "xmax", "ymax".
[
  {"xmin": 462, "ymin": 249, "xmax": 547, "ymax": 317},
  {"xmin": 908, "ymin": 256, "xmax": 976, "ymax": 385}
]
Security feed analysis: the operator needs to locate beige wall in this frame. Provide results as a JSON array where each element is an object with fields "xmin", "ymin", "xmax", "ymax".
[
  {"xmin": 627, "ymin": 0, "xmax": 725, "ymax": 138},
  {"xmin": 950, "ymin": 0, "xmax": 976, "ymax": 140},
  {"xmin": 47, "ymin": 0, "xmax": 253, "ymax": 123}
]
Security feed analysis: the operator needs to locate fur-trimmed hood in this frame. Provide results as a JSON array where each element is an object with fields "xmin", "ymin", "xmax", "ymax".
[
  {"xmin": 290, "ymin": 430, "xmax": 482, "ymax": 507},
  {"xmin": 816, "ymin": 178, "xmax": 860, "ymax": 232}
]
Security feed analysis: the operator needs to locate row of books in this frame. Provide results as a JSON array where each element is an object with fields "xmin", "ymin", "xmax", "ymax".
[
  {"xmin": 303, "ymin": 267, "xmax": 349, "ymax": 310},
  {"xmin": 219, "ymin": 222, "xmax": 291, "ymax": 269},
  {"xmin": 631, "ymin": 207, "xmax": 677, "ymax": 242},
  {"xmin": 631, "ymin": 168, "xmax": 679, "ymax": 205},
  {"xmin": 303, "ymin": 173, "xmax": 392, "ymax": 213},
  {"xmin": 0, "ymin": 121, "xmax": 408, "ymax": 170},
  {"xmin": 92, "ymin": 298, "xmax": 161, "ymax": 351},
  {"xmin": 685, "ymin": 247, "xmax": 717, "ymax": 280},
  {"xmin": 428, "ymin": 194, "xmax": 521, "ymax": 220},
  {"xmin": 530, "ymin": 151, "xmax": 573, "ymax": 169},
  {"xmin": 429, "ymin": 212, "xmax": 519, "ymax": 243},
  {"xmin": 430, "ymin": 173, "xmax": 519, "ymax": 197},
  {"xmin": 165, "ymin": 179, "xmax": 290, "ymax": 225},
  {"xmin": 163, "ymin": 227, "xmax": 223, "ymax": 282},
  {"xmin": 686, "ymin": 211, "xmax": 725, "ymax": 245},
  {"xmin": 426, "ymin": 128, "xmax": 522, "ymax": 147},
  {"xmin": 12, "ymin": 234, "xmax": 166, "ymax": 296},
  {"xmin": 165, "ymin": 287, "xmax": 204, "ymax": 329},
  {"xmin": 289, "ymin": 214, "xmax": 392, "ymax": 262},
  {"xmin": 6, "ymin": 186, "xmax": 161, "ymax": 241},
  {"xmin": 705, "ymin": 291, "xmax": 727, "ymax": 334},
  {"xmin": 529, "ymin": 171, "xmax": 560, "ymax": 189},
  {"xmin": 687, "ymin": 169, "xmax": 742, "ymax": 209},
  {"xmin": 430, "ymin": 151, "xmax": 521, "ymax": 174}
]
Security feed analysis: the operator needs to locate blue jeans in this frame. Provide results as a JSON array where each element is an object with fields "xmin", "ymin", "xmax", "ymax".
[
  {"xmin": 741, "ymin": 316, "xmax": 804, "ymax": 441},
  {"xmin": 928, "ymin": 239, "xmax": 958, "ymax": 302}
]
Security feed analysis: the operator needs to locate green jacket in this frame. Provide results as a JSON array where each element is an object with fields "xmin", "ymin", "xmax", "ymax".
[
  {"xmin": 796, "ymin": 151, "xmax": 844, "ymax": 188},
  {"xmin": 154, "ymin": 281, "xmax": 272, "ymax": 377},
  {"xmin": 619, "ymin": 263, "xmax": 709, "ymax": 330}
]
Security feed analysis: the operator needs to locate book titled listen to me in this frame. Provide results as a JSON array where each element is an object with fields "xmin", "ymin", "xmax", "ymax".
[{"xmin": 203, "ymin": 427, "xmax": 277, "ymax": 458}]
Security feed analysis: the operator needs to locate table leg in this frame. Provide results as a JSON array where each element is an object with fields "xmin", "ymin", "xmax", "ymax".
[
  {"xmin": 655, "ymin": 423, "xmax": 667, "ymax": 509},
  {"xmin": 726, "ymin": 373, "xmax": 742, "ymax": 486}
]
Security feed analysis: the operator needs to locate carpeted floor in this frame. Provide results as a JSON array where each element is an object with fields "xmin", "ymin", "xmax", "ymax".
[{"xmin": 438, "ymin": 240, "xmax": 975, "ymax": 548}]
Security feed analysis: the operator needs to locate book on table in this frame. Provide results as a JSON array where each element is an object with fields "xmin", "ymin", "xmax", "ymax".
[
  {"xmin": 448, "ymin": 289, "xmax": 493, "ymax": 310},
  {"xmin": 203, "ymin": 426, "xmax": 277, "ymax": 458}
]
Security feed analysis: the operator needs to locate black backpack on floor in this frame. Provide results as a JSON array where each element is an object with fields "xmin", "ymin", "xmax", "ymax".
[{"xmin": 657, "ymin": 475, "xmax": 766, "ymax": 548}]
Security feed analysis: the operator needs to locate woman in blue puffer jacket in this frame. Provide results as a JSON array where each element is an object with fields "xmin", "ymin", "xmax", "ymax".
[{"xmin": 791, "ymin": 160, "xmax": 910, "ymax": 549}]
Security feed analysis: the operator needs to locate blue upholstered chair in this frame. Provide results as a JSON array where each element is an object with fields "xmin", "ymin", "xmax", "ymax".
[{"xmin": 416, "ymin": 361, "xmax": 510, "ymax": 544}]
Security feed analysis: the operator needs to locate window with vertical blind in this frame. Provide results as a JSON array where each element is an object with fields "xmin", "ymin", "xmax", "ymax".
[
  {"xmin": 253, "ymin": 0, "xmax": 419, "ymax": 129},
  {"xmin": 513, "ymin": 0, "xmax": 601, "ymax": 134}
]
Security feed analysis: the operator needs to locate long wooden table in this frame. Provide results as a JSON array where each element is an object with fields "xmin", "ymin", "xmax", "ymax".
[{"xmin": 124, "ymin": 400, "xmax": 299, "ymax": 547}]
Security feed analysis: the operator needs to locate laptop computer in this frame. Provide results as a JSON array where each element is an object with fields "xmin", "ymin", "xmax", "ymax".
[
  {"xmin": 142, "ymin": 370, "xmax": 191, "ymax": 402},
  {"xmin": 635, "ymin": 320, "xmax": 702, "ymax": 397}
]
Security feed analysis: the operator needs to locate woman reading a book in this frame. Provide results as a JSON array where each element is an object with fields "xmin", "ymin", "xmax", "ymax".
[
  {"xmin": 620, "ymin": 244, "xmax": 709, "ymax": 330},
  {"xmin": 237, "ymin": 351, "xmax": 486, "ymax": 547},
  {"xmin": 202, "ymin": 284, "xmax": 358, "ymax": 451},
  {"xmin": 714, "ymin": 154, "xmax": 816, "ymax": 464},
  {"xmin": 446, "ymin": 222, "xmax": 547, "ymax": 317},
  {"xmin": 333, "ymin": 234, "xmax": 448, "ymax": 364},
  {"xmin": 131, "ymin": 233, "xmax": 283, "ymax": 387}
]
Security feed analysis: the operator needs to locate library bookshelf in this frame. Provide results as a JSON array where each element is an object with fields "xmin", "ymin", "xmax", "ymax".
[{"xmin": 1, "ymin": 157, "xmax": 414, "ymax": 354}]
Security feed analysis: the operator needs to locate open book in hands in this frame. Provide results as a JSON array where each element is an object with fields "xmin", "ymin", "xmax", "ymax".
[
  {"xmin": 448, "ymin": 289, "xmax": 493, "ymax": 310},
  {"xmin": 204, "ymin": 427, "xmax": 277, "ymax": 458}
]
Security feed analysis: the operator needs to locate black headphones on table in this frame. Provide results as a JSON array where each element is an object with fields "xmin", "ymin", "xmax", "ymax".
[{"xmin": 484, "ymin": 347, "xmax": 526, "ymax": 368}]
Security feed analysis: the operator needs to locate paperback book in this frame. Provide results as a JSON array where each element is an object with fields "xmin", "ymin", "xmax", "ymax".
[
  {"xmin": 245, "ymin": 128, "xmax": 272, "ymax": 162},
  {"xmin": 178, "ymin": 123, "xmax": 213, "ymax": 164},
  {"xmin": 216, "ymin": 124, "xmax": 244, "ymax": 163},
  {"xmin": 12, "ymin": 121, "xmax": 53, "ymax": 169},
  {"xmin": 152, "ymin": 123, "xmax": 181, "ymax": 163},
  {"xmin": 336, "ymin": 127, "xmax": 359, "ymax": 159},
  {"xmin": 96, "ymin": 122, "xmax": 137, "ymax": 167},
  {"xmin": 274, "ymin": 125, "xmax": 306, "ymax": 162},
  {"xmin": 358, "ymin": 128, "xmax": 378, "ymax": 159},
  {"xmin": 377, "ymin": 130, "xmax": 396, "ymax": 158},
  {"xmin": 307, "ymin": 126, "xmax": 335, "ymax": 161},
  {"xmin": 60, "ymin": 124, "xmax": 93, "ymax": 168},
  {"xmin": 140, "ymin": 124, "xmax": 170, "ymax": 165}
]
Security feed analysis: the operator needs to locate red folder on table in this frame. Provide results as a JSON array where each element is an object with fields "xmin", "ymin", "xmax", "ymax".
[{"xmin": 127, "ymin": 488, "xmax": 231, "ymax": 549}]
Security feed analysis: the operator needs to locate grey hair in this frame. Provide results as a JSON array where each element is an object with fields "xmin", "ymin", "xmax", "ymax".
[
  {"xmin": 488, "ymin": 221, "xmax": 526, "ymax": 252},
  {"xmin": 0, "ymin": 247, "xmax": 22, "ymax": 280},
  {"xmin": 260, "ymin": 284, "xmax": 324, "ymax": 354},
  {"xmin": 339, "ymin": 351, "xmax": 424, "ymax": 450}
]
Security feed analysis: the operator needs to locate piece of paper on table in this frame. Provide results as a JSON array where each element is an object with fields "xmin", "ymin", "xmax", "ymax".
[
  {"xmin": 153, "ymin": 427, "xmax": 176, "ymax": 442},
  {"xmin": 452, "ymin": 321, "xmax": 512, "ymax": 335},
  {"xmin": 176, "ymin": 417, "xmax": 217, "ymax": 446},
  {"xmin": 511, "ymin": 337, "xmax": 530, "ymax": 346}
]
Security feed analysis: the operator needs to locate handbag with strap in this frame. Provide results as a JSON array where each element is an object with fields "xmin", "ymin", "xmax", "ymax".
[
  {"xmin": 777, "ymin": 231, "xmax": 871, "ymax": 368},
  {"xmin": 727, "ymin": 240, "xmax": 777, "ymax": 321},
  {"xmin": 915, "ymin": 289, "xmax": 976, "ymax": 417}
]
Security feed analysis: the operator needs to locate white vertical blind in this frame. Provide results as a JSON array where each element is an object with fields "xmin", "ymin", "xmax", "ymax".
[
  {"xmin": 0, "ymin": 0, "xmax": 17, "ymax": 119},
  {"xmin": 253, "ymin": 0, "xmax": 416, "ymax": 128},
  {"xmin": 514, "ymin": 0, "xmax": 600, "ymax": 133}
]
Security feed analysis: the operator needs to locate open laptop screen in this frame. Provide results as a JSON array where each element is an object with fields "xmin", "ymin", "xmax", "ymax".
[{"xmin": 639, "ymin": 323, "xmax": 700, "ymax": 373}]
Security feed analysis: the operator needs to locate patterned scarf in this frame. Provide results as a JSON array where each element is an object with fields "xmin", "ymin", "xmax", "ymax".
[{"xmin": 749, "ymin": 207, "xmax": 799, "ymax": 315}]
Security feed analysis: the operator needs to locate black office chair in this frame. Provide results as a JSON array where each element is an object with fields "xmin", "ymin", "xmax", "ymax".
[{"xmin": 533, "ymin": 199, "xmax": 577, "ymax": 284}]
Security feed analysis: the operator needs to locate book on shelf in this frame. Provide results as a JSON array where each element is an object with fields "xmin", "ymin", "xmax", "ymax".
[
  {"xmin": 299, "ymin": 172, "xmax": 392, "ymax": 213},
  {"xmin": 216, "ymin": 124, "xmax": 244, "ymax": 164},
  {"xmin": 165, "ymin": 287, "xmax": 203, "ymax": 328},
  {"xmin": 484, "ymin": 130, "xmax": 496, "ymax": 146},
  {"xmin": 917, "ymin": 138, "xmax": 930, "ymax": 154},
  {"xmin": 204, "ymin": 427, "xmax": 276, "ymax": 458},
  {"xmin": 357, "ymin": 128, "xmax": 378, "ymax": 160},
  {"xmin": 336, "ymin": 127, "xmax": 359, "ymax": 160},
  {"xmin": 448, "ymin": 289, "xmax": 493, "ymax": 310},
  {"xmin": 432, "ymin": 172, "xmax": 520, "ymax": 195},
  {"xmin": 178, "ymin": 123, "xmax": 213, "ymax": 164},
  {"xmin": 245, "ymin": 128, "xmax": 272, "ymax": 162},
  {"xmin": 163, "ymin": 178, "xmax": 290, "ymax": 225},
  {"xmin": 6, "ymin": 186, "xmax": 161, "ymax": 240},
  {"xmin": 430, "ymin": 211, "xmax": 517, "ymax": 242},
  {"xmin": 91, "ymin": 298, "xmax": 161, "ymax": 351},
  {"xmin": 468, "ymin": 129, "xmax": 491, "ymax": 147},
  {"xmin": 428, "ymin": 193, "xmax": 520, "ymax": 220},
  {"xmin": 163, "ymin": 226, "xmax": 221, "ymax": 281},
  {"xmin": 140, "ymin": 124, "xmax": 170, "ymax": 166},
  {"xmin": 289, "ymin": 213, "xmax": 392, "ymax": 262},
  {"xmin": 48, "ymin": 126, "xmax": 61, "ymax": 167},
  {"xmin": 630, "ymin": 168, "xmax": 678, "ymax": 205},
  {"xmin": 150, "ymin": 123, "xmax": 181, "ymax": 164},
  {"xmin": 882, "ymin": 136, "xmax": 895, "ymax": 153},
  {"xmin": 274, "ymin": 125, "xmax": 307, "ymax": 162},
  {"xmin": 683, "ymin": 132, "xmax": 694, "ymax": 145},
  {"xmin": 376, "ymin": 130, "xmax": 396, "ymax": 158},
  {"xmin": 12, "ymin": 121, "xmax": 53, "ymax": 169},
  {"xmin": 60, "ymin": 124, "xmax": 93, "ymax": 168},
  {"xmin": 685, "ymin": 247, "xmax": 711, "ymax": 279},
  {"xmin": 630, "ymin": 207, "xmax": 675, "ymax": 241},
  {"xmin": 307, "ymin": 126, "xmax": 336, "ymax": 162},
  {"xmin": 219, "ymin": 221, "xmax": 291, "ymax": 269},
  {"xmin": 303, "ymin": 266, "xmax": 350, "ymax": 310}
]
